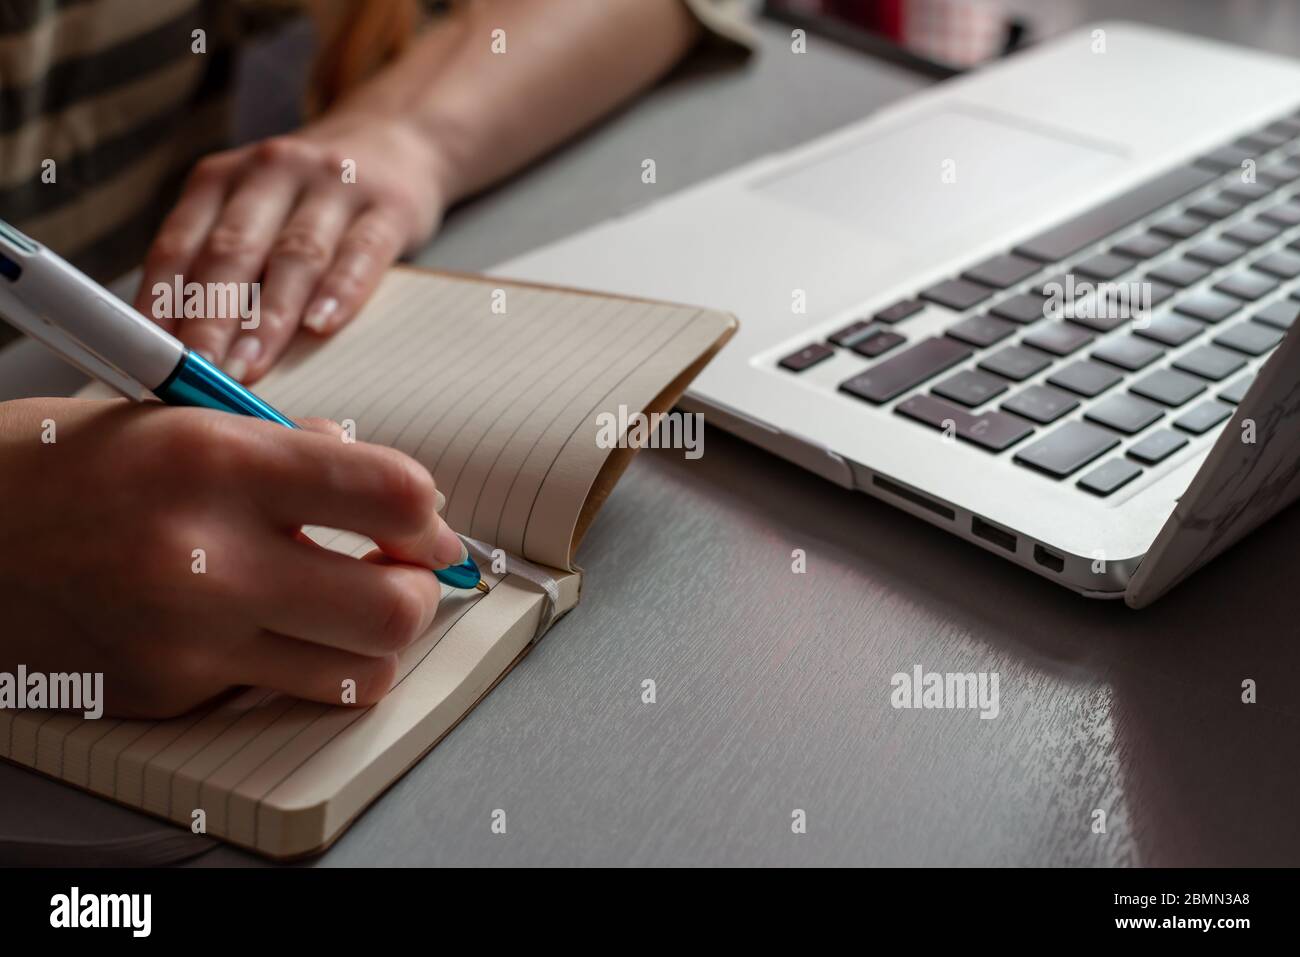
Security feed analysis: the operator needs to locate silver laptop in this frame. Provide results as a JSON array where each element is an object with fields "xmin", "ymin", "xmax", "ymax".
[{"xmin": 495, "ymin": 22, "xmax": 1300, "ymax": 606}]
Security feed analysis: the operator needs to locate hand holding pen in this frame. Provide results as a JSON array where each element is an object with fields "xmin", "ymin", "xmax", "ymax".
[
  {"xmin": 0, "ymin": 396, "xmax": 479, "ymax": 717},
  {"xmin": 0, "ymin": 218, "xmax": 485, "ymax": 595}
]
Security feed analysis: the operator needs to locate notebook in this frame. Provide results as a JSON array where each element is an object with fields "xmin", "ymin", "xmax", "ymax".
[{"xmin": 0, "ymin": 266, "xmax": 736, "ymax": 859}]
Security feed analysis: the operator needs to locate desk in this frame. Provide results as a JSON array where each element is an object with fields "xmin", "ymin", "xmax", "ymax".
[{"xmin": 2, "ymin": 12, "xmax": 1299, "ymax": 867}]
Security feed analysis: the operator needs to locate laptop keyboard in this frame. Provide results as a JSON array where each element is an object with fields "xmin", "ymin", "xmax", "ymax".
[{"xmin": 777, "ymin": 109, "xmax": 1300, "ymax": 496}]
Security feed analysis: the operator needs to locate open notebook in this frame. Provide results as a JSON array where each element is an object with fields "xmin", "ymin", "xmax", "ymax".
[{"xmin": 0, "ymin": 267, "xmax": 736, "ymax": 859}]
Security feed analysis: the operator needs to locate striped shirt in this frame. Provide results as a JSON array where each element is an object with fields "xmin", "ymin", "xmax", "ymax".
[
  {"xmin": 0, "ymin": 0, "xmax": 310, "ymax": 285},
  {"xmin": 0, "ymin": 0, "xmax": 753, "ymax": 290}
]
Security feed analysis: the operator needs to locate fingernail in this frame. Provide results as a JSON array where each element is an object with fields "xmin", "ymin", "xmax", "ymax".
[
  {"xmin": 225, "ymin": 337, "xmax": 261, "ymax": 382},
  {"xmin": 196, "ymin": 349, "xmax": 217, "ymax": 364},
  {"xmin": 434, "ymin": 489, "xmax": 446, "ymax": 513},
  {"xmin": 303, "ymin": 297, "xmax": 339, "ymax": 332},
  {"xmin": 433, "ymin": 521, "xmax": 468, "ymax": 568}
]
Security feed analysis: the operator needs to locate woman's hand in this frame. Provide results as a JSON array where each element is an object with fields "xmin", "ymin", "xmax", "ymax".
[
  {"xmin": 0, "ymin": 398, "xmax": 465, "ymax": 718},
  {"xmin": 134, "ymin": 118, "xmax": 449, "ymax": 384}
]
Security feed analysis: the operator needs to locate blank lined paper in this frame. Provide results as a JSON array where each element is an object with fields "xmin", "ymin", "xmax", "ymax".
[{"xmin": 256, "ymin": 269, "xmax": 725, "ymax": 570}]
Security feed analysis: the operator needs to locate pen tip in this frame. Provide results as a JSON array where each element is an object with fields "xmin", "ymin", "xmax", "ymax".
[{"xmin": 475, "ymin": 581, "xmax": 491, "ymax": 594}]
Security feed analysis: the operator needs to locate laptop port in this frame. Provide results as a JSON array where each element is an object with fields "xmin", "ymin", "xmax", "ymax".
[
  {"xmin": 971, "ymin": 517, "xmax": 1016, "ymax": 553},
  {"xmin": 872, "ymin": 474, "xmax": 955, "ymax": 520},
  {"xmin": 1033, "ymin": 544, "xmax": 1065, "ymax": 573}
]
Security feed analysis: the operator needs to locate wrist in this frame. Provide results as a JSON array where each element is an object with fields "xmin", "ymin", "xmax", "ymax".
[{"xmin": 300, "ymin": 113, "xmax": 460, "ymax": 225}]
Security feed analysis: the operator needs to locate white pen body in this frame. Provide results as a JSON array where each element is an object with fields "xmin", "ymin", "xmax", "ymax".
[{"xmin": 0, "ymin": 226, "xmax": 183, "ymax": 396}]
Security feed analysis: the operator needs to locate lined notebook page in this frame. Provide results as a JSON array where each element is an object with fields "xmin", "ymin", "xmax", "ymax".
[{"xmin": 254, "ymin": 268, "xmax": 730, "ymax": 571}]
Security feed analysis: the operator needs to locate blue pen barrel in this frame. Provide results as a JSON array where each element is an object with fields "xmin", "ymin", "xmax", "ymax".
[{"xmin": 153, "ymin": 351, "xmax": 297, "ymax": 428}]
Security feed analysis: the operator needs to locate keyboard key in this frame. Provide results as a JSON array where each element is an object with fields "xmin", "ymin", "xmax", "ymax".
[
  {"xmin": 1078, "ymin": 458, "xmax": 1143, "ymax": 496},
  {"xmin": 779, "ymin": 343, "xmax": 834, "ymax": 372},
  {"xmin": 1013, "ymin": 164, "xmax": 1217, "ymax": 262},
  {"xmin": 933, "ymin": 369, "xmax": 1009, "ymax": 407},
  {"xmin": 1262, "ymin": 117, "xmax": 1300, "ymax": 140},
  {"xmin": 828, "ymin": 319, "xmax": 876, "ymax": 347},
  {"xmin": 962, "ymin": 253, "xmax": 1040, "ymax": 289},
  {"xmin": 1173, "ymin": 400, "xmax": 1234, "ymax": 434},
  {"xmin": 919, "ymin": 278, "xmax": 993, "ymax": 312},
  {"xmin": 1074, "ymin": 252, "xmax": 1134, "ymax": 280},
  {"xmin": 1259, "ymin": 200, "xmax": 1300, "ymax": 227},
  {"xmin": 1128, "ymin": 429, "xmax": 1189, "ymax": 464},
  {"xmin": 1148, "ymin": 258, "xmax": 1211, "ymax": 288},
  {"xmin": 1196, "ymin": 145, "xmax": 1255, "ymax": 172},
  {"xmin": 839, "ymin": 337, "xmax": 972, "ymax": 404},
  {"xmin": 1066, "ymin": 308, "xmax": 1129, "ymax": 334},
  {"xmin": 1186, "ymin": 197, "xmax": 1241, "ymax": 221},
  {"xmin": 1135, "ymin": 313, "xmax": 1205, "ymax": 346},
  {"xmin": 1113, "ymin": 232, "xmax": 1172, "ymax": 260},
  {"xmin": 1058, "ymin": 282, "xmax": 1162, "ymax": 331},
  {"xmin": 1214, "ymin": 270, "xmax": 1279, "ymax": 301},
  {"xmin": 1220, "ymin": 181, "xmax": 1273, "ymax": 204},
  {"xmin": 1214, "ymin": 321, "xmax": 1284, "ymax": 355},
  {"xmin": 978, "ymin": 345, "xmax": 1053, "ymax": 381},
  {"xmin": 1000, "ymin": 384, "xmax": 1078, "ymax": 424},
  {"xmin": 1223, "ymin": 219, "xmax": 1280, "ymax": 246},
  {"xmin": 1213, "ymin": 190, "xmax": 1253, "ymax": 211},
  {"xmin": 1136, "ymin": 279, "xmax": 1176, "ymax": 308},
  {"xmin": 1253, "ymin": 299, "xmax": 1299, "ymax": 329},
  {"xmin": 1258, "ymin": 158, "xmax": 1300, "ymax": 186},
  {"xmin": 1173, "ymin": 344, "xmax": 1247, "ymax": 381},
  {"xmin": 1172, "ymin": 289, "xmax": 1242, "ymax": 324},
  {"xmin": 1034, "ymin": 286, "xmax": 1097, "ymax": 323},
  {"xmin": 1219, "ymin": 373, "xmax": 1256, "ymax": 404},
  {"xmin": 1085, "ymin": 394, "xmax": 1165, "ymax": 434},
  {"xmin": 1092, "ymin": 336, "xmax": 1164, "ymax": 371},
  {"xmin": 1185, "ymin": 238, "xmax": 1247, "ymax": 268},
  {"xmin": 1129, "ymin": 368, "xmax": 1206, "ymax": 406},
  {"xmin": 1037, "ymin": 275, "xmax": 1095, "ymax": 317},
  {"xmin": 1014, "ymin": 421, "xmax": 1121, "ymax": 478},
  {"xmin": 1236, "ymin": 129, "xmax": 1290, "ymax": 152},
  {"xmin": 1151, "ymin": 213, "xmax": 1208, "ymax": 240},
  {"xmin": 946, "ymin": 314, "xmax": 1016, "ymax": 348},
  {"xmin": 990, "ymin": 292, "xmax": 1049, "ymax": 324},
  {"xmin": 874, "ymin": 299, "xmax": 925, "ymax": 324},
  {"xmin": 1252, "ymin": 250, "xmax": 1300, "ymax": 279},
  {"xmin": 1049, "ymin": 360, "xmax": 1123, "ymax": 397},
  {"xmin": 852, "ymin": 330, "xmax": 906, "ymax": 358},
  {"xmin": 1022, "ymin": 322, "xmax": 1094, "ymax": 356},
  {"xmin": 894, "ymin": 394, "xmax": 1034, "ymax": 452}
]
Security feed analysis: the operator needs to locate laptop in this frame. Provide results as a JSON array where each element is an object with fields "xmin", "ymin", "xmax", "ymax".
[{"xmin": 493, "ymin": 22, "xmax": 1300, "ymax": 607}]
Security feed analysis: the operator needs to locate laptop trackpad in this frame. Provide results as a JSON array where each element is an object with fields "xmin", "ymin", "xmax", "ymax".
[{"xmin": 752, "ymin": 106, "xmax": 1123, "ymax": 245}]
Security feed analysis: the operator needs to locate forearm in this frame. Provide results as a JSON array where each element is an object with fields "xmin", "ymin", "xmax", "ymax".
[{"xmin": 311, "ymin": 0, "xmax": 703, "ymax": 203}]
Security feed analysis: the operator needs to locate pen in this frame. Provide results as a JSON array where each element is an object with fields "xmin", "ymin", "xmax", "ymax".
[{"xmin": 0, "ymin": 217, "xmax": 486, "ymax": 594}]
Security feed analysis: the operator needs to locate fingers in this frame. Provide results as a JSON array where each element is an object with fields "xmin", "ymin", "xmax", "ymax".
[
  {"xmin": 138, "ymin": 132, "xmax": 422, "ymax": 382},
  {"xmin": 224, "ymin": 189, "xmax": 358, "ymax": 383},
  {"xmin": 243, "ymin": 535, "xmax": 442, "ymax": 657},
  {"xmin": 295, "ymin": 416, "xmax": 346, "ymax": 438},
  {"xmin": 175, "ymin": 165, "xmax": 302, "ymax": 364},
  {"xmin": 133, "ymin": 152, "xmax": 244, "ymax": 333},
  {"xmin": 301, "ymin": 204, "xmax": 407, "ymax": 336},
  {"xmin": 227, "ymin": 632, "xmax": 400, "ymax": 708},
  {"xmin": 229, "ymin": 424, "xmax": 465, "ymax": 569}
]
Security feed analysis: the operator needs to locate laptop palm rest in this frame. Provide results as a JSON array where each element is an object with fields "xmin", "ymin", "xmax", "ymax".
[{"xmin": 752, "ymin": 106, "xmax": 1122, "ymax": 246}]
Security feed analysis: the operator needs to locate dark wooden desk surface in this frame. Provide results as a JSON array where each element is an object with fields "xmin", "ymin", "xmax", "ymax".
[{"xmin": 1, "ymin": 8, "xmax": 1297, "ymax": 867}]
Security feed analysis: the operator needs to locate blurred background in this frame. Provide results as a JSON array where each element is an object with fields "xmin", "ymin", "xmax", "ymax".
[{"xmin": 766, "ymin": 0, "xmax": 1300, "ymax": 71}]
